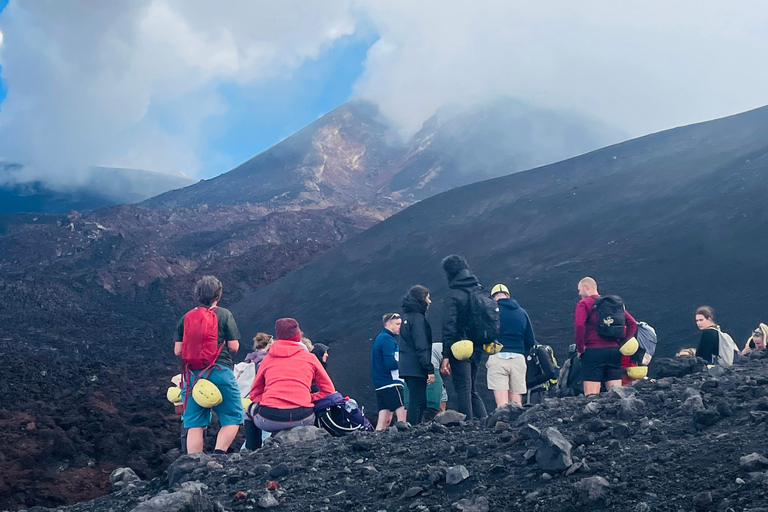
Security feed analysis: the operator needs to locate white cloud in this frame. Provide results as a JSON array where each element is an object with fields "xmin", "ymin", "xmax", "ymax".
[
  {"xmin": 354, "ymin": 0, "xmax": 768, "ymax": 138},
  {"xmin": 0, "ymin": 0, "xmax": 356, "ymax": 183}
]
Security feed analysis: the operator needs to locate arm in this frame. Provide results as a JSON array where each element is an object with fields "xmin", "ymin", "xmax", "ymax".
[
  {"xmin": 382, "ymin": 339, "xmax": 399, "ymax": 372},
  {"xmin": 174, "ymin": 342, "xmax": 183, "ymax": 356},
  {"xmin": 574, "ymin": 302, "xmax": 588, "ymax": 354},
  {"xmin": 223, "ymin": 310, "xmax": 242, "ymax": 354},
  {"xmin": 310, "ymin": 361, "xmax": 336, "ymax": 402},
  {"xmin": 624, "ymin": 311, "xmax": 638, "ymax": 340},
  {"xmin": 524, "ymin": 313, "xmax": 536, "ymax": 353},
  {"xmin": 227, "ymin": 340, "xmax": 240, "ymax": 353},
  {"xmin": 414, "ymin": 316, "xmax": 435, "ymax": 375},
  {"xmin": 174, "ymin": 316, "xmax": 184, "ymax": 356},
  {"xmin": 441, "ymin": 294, "xmax": 461, "ymax": 358}
]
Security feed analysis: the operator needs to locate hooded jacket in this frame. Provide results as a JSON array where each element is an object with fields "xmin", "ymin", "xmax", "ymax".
[
  {"xmin": 371, "ymin": 328, "xmax": 403, "ymax": 390},
  {"xmin": 497, "ymin": 297, "xmax": 535, "ymax": 355},
  {"xmin": 441, "ymin": 269, "xmax": 482, "ymax": 359},
  {"xmin": 399, "ymin": 293, "xmax": 434, "ymax": 378},
  {"xmin": 250, "ymin": 339, "xmax": 335, "ymax": 409},
  {"xmin": 311, "ymin": 343, "xmax": 330, "ymax": 369}
]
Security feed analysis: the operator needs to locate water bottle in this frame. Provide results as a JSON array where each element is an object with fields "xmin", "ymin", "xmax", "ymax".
[{"xmin": 344, "ymin": 397, "xmax": 358, "ymax": 414}]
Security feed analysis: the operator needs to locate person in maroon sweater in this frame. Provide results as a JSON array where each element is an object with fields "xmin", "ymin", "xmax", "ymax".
[{"xmin": 574, "ymin": 277, "xmax": 637, "ymax": 395}]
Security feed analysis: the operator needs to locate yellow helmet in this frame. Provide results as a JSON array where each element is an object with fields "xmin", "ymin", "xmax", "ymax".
[
  {"xmin": 451, "ymin": 340, "xmax": 474, "ymax": 361},
  {"xmin": 620, "ymin": 337, "xmax": 639, "ymax": 356},
  {"xmin": 483, "ymin": 341, "xmax": 503, "ymax": 355},
  {"xmin": 192, "ymin": 379, "xmax": 222, "ymax": 408},
  {"xmin": 241, "ymin": 397, "xmax": 253, "ymax": 410},
  {"xmin": 490, "ymin": 284, "xmax": 510, "ymax": 297},
  {"xmin": 166, "ymin": 386, "xmax": 182, "ymax": 404},
  {"xmin": 626, "ymin": 366, "xmax": 648, "ymax": 379}
]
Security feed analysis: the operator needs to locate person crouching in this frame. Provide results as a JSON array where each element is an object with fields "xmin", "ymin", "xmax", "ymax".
[{"xmin": 248, "ymin": 318, "xmax": 335, "ymax": 432}]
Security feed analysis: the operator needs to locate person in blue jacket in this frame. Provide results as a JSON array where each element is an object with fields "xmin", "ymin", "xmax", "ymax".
[{"xmin": 371, "ymin": 312, "xmax": 406, "ymax": 430}]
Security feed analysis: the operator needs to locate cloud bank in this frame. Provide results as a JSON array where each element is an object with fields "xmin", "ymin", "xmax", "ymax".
[{"xmin": 1, "ymin": 1, "xmax": 767, "ymax": 184}]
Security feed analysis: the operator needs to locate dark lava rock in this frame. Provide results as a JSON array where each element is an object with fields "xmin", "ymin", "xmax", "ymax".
[
  {"xmin": 486, "ymin": 402, "xmax": 525, "ymax": 426},
  {"xmin": 740, "ymin": 453, "xmax": 768, "ymax": 472},
  {"xmin": 269, "ymin": 463, "xmax": 291, "ymax": 478},
  {"xmin": 132, "ymin": 482, "xmax": 209, "ymax": 512},
  {"xmin": 650, "ymin": 356, "xmax": 706, "ymax": 378},
  {"xmin": 455, "ymin": 496, "xmax": 490, "ymax": 512},
  {"xmin": 433, "ymin": 410, "xmax": 466, "ymax": 426},
  {"xmin": 272, "ymin": 426, "xmax": 328, "ymax": 445},
  {"xmin": 445, "ymin": 465, "xmax": 470, "ymax": 485},
  {"xmin": 536, "ymin": 427, "xmax": 572, "ymax": 472},
  {"xmin": 109, "ymin": 467, "xmax": 140, "ymax": 492},
  {"xmin": 693, "ymin": 408, "xmax": 721, "ymax": 426},
  {"xmin": 519, "ymin": 424, "xmax": 541, "ymax": 440},
  {"xmin": 574, "ymin": 475, "xmax": 609, "ymax": 502},
  {"xmin": 167, "ymin": 453, "xmax": 212, "ymax": 488}
]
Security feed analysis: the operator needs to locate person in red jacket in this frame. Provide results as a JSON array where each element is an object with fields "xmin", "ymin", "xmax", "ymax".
[
  {"xmin": 574, "ymin": 277, "xmax": 637, "ymax": 396},
  {"xmin": 249, "ymin": 318, "xmax": 335, "ymax": 432}
]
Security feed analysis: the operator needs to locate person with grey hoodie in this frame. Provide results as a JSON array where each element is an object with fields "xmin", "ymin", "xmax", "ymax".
[{"xmin": 242, "ymin": 332, "xmax": 273, "ymax": 450}]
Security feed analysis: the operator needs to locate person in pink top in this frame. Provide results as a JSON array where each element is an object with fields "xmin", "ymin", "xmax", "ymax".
[
  {"xmin": 249, "ymin": 318, "xmax": 335, "ymax": 432},
  {"xmin": 574, "ymin": 277, "xmax": 637, "ymax": 396}
]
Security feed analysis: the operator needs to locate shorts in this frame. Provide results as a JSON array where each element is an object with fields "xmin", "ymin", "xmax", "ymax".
[
  {"xmin": 486, "ymin": 355, "xmax": 527, "ymax": 394},
  {"xmin": 182, "ymin": 366, "xmax": 244, "ymax": 429},
  {"xmin": 581, "ymin": 346, "xmax": 624, "ymax": 383},
  {"xmin": 376, "ymin": 385, "xmax": 405, "ymax": 412}
]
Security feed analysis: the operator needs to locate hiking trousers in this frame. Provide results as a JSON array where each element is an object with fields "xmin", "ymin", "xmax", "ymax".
[
  {"xmin": 404, "ymin": 376, "xmax": 428, "ymax": 425},
  {"xmin": 450, "ymin": 351, "xmax": 487, "ymax": 420}
]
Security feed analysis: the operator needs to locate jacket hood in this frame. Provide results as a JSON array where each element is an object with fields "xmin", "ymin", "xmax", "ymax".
[
  {"xmin": 497, "ymin": 297, "xmax": 520, "ymax": 310},
  {"xmin": 268, "ymin": 339, "xmax": 310, "ymax": 358},
  {"xmin": 448, "ymin": 268, "xmax": 480, "ymax": 290},
  {"xmin": 245, "ymin": 349, "xmax": 268, "ymax": 364},
  {"xmin": 402, "ymin": 293, "xmax": 428, "ymax": 314}
]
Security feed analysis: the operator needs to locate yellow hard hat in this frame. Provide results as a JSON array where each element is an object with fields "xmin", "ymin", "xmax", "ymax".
[
  {"xmin": 451, "ymin": 340, "xmax": 474, "ymax": 361},
  {"xmin": 483, "ymin": 341, "xmax": 503, "ymax": 355},
  {"xmin": 166, "ymin": 386, "xmax": 182, "ymax": 404},
  {"xmin": 626, "ymin": 366, "xmax": 648, "ymax": 379},
  {"xmin": 241, "ymin": 397, "xmax": 252, "ymax": 410},
  {"xmin": 620, "ymin": 337, "xmax": 639, "ymax": 356},
  {"xmin": 490, "ymin": 284, "xmax": 510, "ymax": 297},
  {"xmin": 192, "ymin": 379, "xmax": 222, "ymax": 408}
]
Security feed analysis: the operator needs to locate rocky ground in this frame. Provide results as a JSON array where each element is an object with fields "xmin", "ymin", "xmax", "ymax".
[{"xmin": 13, "ymin": 354, "xmax": 768, "ymax": 512}]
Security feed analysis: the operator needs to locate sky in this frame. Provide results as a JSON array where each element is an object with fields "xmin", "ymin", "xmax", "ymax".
[{"xmin": 0, "ymin": 1, "xmax": 767, "ymax": 184}]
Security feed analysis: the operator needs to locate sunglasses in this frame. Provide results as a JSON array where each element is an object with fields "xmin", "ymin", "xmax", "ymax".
[
  {"xmin": 384, "ymin": 313, "xmax": 401, "ymax": 322},
  {"xmin": 754, "ymin": 331, "xmax": 764, "ymax": 337}
]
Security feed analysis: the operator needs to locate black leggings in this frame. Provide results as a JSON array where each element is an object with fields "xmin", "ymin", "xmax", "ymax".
[
  {"xmin": 405, "ymin": 376, "xmax": 428, "ymax": 425},
  {"xmin": 244, "ymin": 419, "xmax": 262, "ymax": 450}
]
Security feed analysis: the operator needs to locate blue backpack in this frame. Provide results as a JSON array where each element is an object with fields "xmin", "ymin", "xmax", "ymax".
[{"xmin": 314, "ymin": 392, "xmax": 374, "ymax": 436}]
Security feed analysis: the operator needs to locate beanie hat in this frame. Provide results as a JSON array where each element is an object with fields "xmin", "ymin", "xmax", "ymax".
[
  {"xmin": 442, "ymin": 254, "xmax": 469, "ymax": 281},
  {"xmin": 275, "ymin": 318, "xmax": 302, "ymax": 341}
]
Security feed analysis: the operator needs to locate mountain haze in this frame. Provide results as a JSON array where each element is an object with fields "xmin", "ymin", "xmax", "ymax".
[{"xmin": 229, "ymin": 104, "xmax": 768, "ymax": 404}]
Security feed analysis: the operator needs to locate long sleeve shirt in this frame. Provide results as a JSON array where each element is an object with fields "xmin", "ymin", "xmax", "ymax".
[{"xmin": 574, "ymin": 296, "xmax": 638, "ymax": 354}]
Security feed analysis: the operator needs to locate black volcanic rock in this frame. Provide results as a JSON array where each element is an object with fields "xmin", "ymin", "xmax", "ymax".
[{"xmin": 228, "ymin": 104, "xmax": 768, "ymax": 412}]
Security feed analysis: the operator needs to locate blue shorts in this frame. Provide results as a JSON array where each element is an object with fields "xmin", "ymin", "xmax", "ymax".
[{"xmin": 182, "ymin": 366, "xmax": 244, "ymax": 428}]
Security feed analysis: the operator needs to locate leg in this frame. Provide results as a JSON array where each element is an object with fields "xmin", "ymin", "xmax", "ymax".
[
  {"xmin": 244, "ymin": 419, "xmax": 262, "ymax": 450},
  {"xmin": 214, "ymin": 424, "xmax": 240, "ymax": 452},
  {"xmin": 493, "ymin": 390, "xmax": 510, "ymax": 407},
  {"xmin": 405, "ymin": 377, "xmax": 427, "ymax": 425},
  {"xmin": 487, "ymin": 356, "xmax": 509, "ymax": 408},
  {"xmin": 583, "ymin": 381, "xmax": 601, "ymax": 395},
  {"xmin": 508, "ymin": 357, "xmax": 527, "ymax": 407},
  {"xmin": 376, "ymin": 410, "xmax": 393, "ymax": 431},
  {"xmin": 186, "ymin": 427, "xmax": 204, "ymax": 454},
  {"xmin": 449, "ymin": 357, "xmax": 473, "ymax": 419},
  {"xmin": 509, "ymin": 392, "xmax": 523, "ymax": 406},
  {"xmin": 395, "ymin": 406, "xmax": 407, "ymax": 423},
  {"xmin": 605, "ymin": 379, "xmax": 622, "ymax": 390},
  {"xmin": 469, "ymin": 353, "xmax": 488, "ymax": 419}
]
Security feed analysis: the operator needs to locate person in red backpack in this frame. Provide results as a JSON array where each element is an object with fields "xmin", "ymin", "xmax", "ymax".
[{"xmin": 174, "ymin": 276, "xmax": 243, "ymax": 454}]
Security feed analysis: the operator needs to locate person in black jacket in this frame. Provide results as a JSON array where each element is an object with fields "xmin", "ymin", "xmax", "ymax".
[
  {"xmin": 525, "ymin": 344, "xmax": 559, "ymax": 405},
  {"xmin": 439, "ymin": 255, "xmax": 488, "ymax": 420},
  {"xmin": 695, "ymin": 306, "xmax": 719, "ymax": 364},
  {"xmin": 399, "ymin": 285, "xmax": 435, "ymax": 425}
]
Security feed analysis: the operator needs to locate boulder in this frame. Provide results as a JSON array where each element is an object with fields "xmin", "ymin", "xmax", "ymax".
[
  {"xmin": 486, "ymin": 403, "xmax": 525, "ymax": 426},
  {"xmin": 574, "ymin": 476, "xmax": 610, "ymax": 502},
  {"xmin": 740, "ymin": 453, "xmax": 768, "ymax": 472},
  {"xmin": 445, "ymin": 465, "xmax": 470, "ymax": 485},
  {"xmin": 608, "ymin": 386, "xmax": 636, "ymax": 399},
  {"xmin": 682, "ymin": 395, "xmax": 705, "ymax": 415},
  {"xmin": 693, "ymin": 409, "xmax": 721, "ymax": 426},
  {"xmin": 130, "ymin": 485, "xmax": 208, "ymax": 512},
  {"xmin": 536, "ymin": 427, "xmax": 573, "ymax": 472},
  {"xmin": 167, "ymin": 453, "xmax": 213, "ymax": 488},
  {"xmin": 455, "ymin": 496, "xmax": 490, "ymax": 512},
  {"xmin": 272, "ymin": 426, "xmax": 329, "ymax": 445},
  {"xmin": 519, "ymin": 424, "xmax": 541, "ymax": 440},
  {"xmin": 110, "ymin": 467, "xmax": 140, "ymax": 492},
  {"xmin": 649, "ymin": 356, "xmax": 706, "ymax": 379},
  {"xmin": 619, "ymin": 397, "xmax": 644, "ymax": 420},
  {"xmin": 434, "ymin": 410, "xmax": 466, "ymax": 426}
]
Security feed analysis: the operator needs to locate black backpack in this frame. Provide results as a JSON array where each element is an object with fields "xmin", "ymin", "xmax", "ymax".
[
  {"xmin": 556, "ymin": 354, "xmax": 583, "ymax": 397},
  {"xmin": 466, "ymin": 288, "xmax": 500, "ymax": 346},
  {"xmin": 591, "ymin": 295, "xmax": 626, "ymax": 340}
]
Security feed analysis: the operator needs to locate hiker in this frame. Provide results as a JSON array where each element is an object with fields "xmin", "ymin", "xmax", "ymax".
[
  {"xmin": 557, "ymin": 344, "xmax": 583, "ymax": 397},
  {"xmin": 574, "ymin": 277, "xmax": 637, "ymax": 396},
  {"xmin": 439, "ymin": 255, "xmax": 489, "ymax": 420},
  {"xmin": 370, "ymin": 312, "xmax": 407, "ymax": 430},
  {"xmin": 742, "ymin": 323, "xmax": 768, "ymax": 355},
  {"xmin": 240, "ymin": 332, "xmax": 273, "ymax": 450},
  {"xmin": 312, "ymin": 343, "xmax": 330, "ymax": 367},
  {"xmin": 695, "ymin": 306, "xmax": 739, "ymax": 366},
  {"xmin": 174, "ymin": 276, "xmax": 243, "ymax": 455},
  {"xmin": 426, "ymin": 341, "xmax": 448, "ymax": 417},
  {"xmin": 487, "ymin": 283, "xmax": 535, "ymax": 407},
  {"xmin": 249, "ymin": 318, "xmax": 335, "ymax": 432},
  {"xmin": 301, "ymin": 337, "xmax": 314, "ymax": 352},
  {"xmin": 525, "ymin": 343, "xmax": 559, "ymax": 405},
  {"xmin": 400, "ymin": 285, "xmax": 435, "ymax": 425}
]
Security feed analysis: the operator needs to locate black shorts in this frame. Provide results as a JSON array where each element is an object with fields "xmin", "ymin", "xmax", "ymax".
[
  {"xmin": 581, "ymin": 346, "xmax": 623, "ymax": 383},
  {"xmin": 376, "ymin": 385, "xmax": 405, "ymax": 412}
]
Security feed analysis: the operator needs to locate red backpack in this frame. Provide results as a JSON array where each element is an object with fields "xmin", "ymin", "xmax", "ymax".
[{"xmin": 181, "ymin": 306, "xmax": 222, "ymax": 370}]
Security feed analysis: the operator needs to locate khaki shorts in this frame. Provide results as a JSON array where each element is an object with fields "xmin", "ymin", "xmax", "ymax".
[{"xmin": 486, "ymin": 355, "xmax": 527, "ymax": 394}]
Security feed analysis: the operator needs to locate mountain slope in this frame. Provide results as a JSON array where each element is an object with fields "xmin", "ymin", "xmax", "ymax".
[
  {"xmin": 143, "ymin": 99, "xmax": 622, "ymax": 209},
  {"xmin": 228, "ymin": 105, "xmax": 768, "ymax": 402}
]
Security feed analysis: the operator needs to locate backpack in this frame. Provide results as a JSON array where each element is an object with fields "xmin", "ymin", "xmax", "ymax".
[
  {"xmin": 712, "ymin": 327, "xmax": 739, "ymax": 368},
  {"xmin": 181, "ymin": 306, "xmax": 223, "ymax": 370},
  {"xmin": 466, "ymin": 289, "xmax": 500, "ymax": 346},
  {"xmin": 233, "ymin": 361, "xmax": 256, "ymax": 398},
  {"xmin": 631, "ymin": 322, "xmax": 657, "ymax": 366},
  {"xmin": 556, "ymin": 354, "xmax": 583, "ymax": 397},
  {"xmin": 591, "ymin": 296, "xmax": 626, "ymax": 341},
  {"xmin": 314, "ymin": 392, "xmax": 374, "ymax": 436},
  {"xmin": 529, "ymin": 344, "xmax": 560, "ymax": 389}
]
